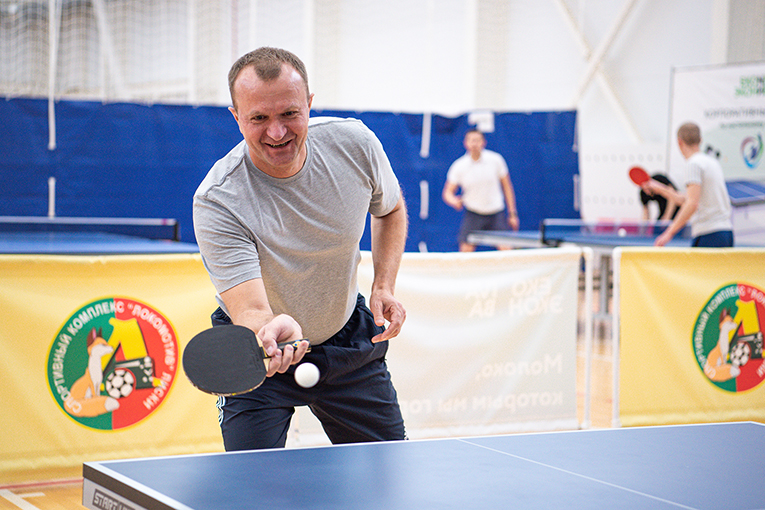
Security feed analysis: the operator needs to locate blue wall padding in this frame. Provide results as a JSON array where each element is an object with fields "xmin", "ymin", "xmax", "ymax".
[{"xmin": 1, "ymin": 98, "xmax": 578, "ymax": 252}]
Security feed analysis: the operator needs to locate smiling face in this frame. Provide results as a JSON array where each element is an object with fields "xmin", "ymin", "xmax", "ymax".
[{"xmin": 229, "ymin": 64, "xmax": 314, "ymax": 178}]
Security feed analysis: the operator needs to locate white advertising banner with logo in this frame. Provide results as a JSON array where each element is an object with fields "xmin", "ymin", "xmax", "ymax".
[
  {"xmin": 669, "ymin": 62, "xmax": 765, "ymax": 180},
  {"xmin": 289, "ymin": 248, "xmax": 582, "ymax": 446},
  {"xmin": 0, "ymin": 254, "xmax": 223, "ymax": 474},
  {"xmin": 615, "ymin": 248, "xmax": 765, "ymax": 427}
]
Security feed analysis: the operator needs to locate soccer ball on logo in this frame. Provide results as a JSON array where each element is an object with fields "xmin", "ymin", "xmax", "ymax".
[
  {"xmin": 729, "ymin": 342, "xmax": 751, "ymax": 368},
  {"xmin": 104, "ymin": 368, "xmax": 135, "ymax": 399}
]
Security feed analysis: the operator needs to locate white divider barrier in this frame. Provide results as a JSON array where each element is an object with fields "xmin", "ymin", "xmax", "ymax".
[{"xmin": 288, "ymin": 247, "xmax": 590, "ymax": 446}]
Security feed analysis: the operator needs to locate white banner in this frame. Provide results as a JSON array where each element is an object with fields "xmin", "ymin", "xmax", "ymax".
[
  {"xmin": 289, "ymin": 248, "xmax": 583, "ymax": 445},
  {"xmin": 669, "ymin": 62, "xmax": 765, "ymax": 181}
]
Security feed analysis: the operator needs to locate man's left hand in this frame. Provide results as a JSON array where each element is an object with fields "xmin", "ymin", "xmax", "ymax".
[{"xmin": 369, "ymin": 289, "xmax": 406, "ymax": 343}]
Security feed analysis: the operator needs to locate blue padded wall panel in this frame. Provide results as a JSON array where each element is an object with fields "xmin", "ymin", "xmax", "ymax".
[
  {"xmin": 1, "ymin": 99, "xmax": 578, "ymax": 251},
  {"xmin": 0, "ymin": 99, "xmax": 241, "ymax": 241}
]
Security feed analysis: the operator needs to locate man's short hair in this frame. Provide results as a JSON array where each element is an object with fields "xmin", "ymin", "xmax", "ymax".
[
  {"xmin": 465, "ymin": 128, "xmax": 485, "ymax": 139},
  {"xmin": 677, "ymin": 122, "xmax": 701, "ymax": 146},
  {"xmin": 228, "ymin": 47, "xmax": 310, "ymax": 109}
]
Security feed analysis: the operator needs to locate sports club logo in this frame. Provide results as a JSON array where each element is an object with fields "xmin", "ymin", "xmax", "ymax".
[
  {"xmin": 692, "ymin": 283, "xmax": 765, "ymax": 392},
  {"xmin": 735, "ymin": 74, "xmax": 765, "ymax": 97},
  {"xmin": 47, "ymin": 297, "xmax": 178, "ymax": 430},
  {"xmin": 741, "ymin": 133, "xmax": 763, "ymax": 169}
]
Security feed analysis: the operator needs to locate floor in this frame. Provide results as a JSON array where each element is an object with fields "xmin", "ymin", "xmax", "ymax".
[{"xmin": 0, "ymin": 286, "xmax": 615, "ymax": 510}]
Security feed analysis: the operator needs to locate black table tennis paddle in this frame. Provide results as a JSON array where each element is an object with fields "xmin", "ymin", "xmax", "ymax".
[{"xmin": 182, "ymin": 325, "xmax": 309, "ymax": 396}]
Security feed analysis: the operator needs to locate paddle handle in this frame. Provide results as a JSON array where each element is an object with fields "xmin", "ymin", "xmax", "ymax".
[{"xmin": 264, "ymin": 339, "xmax": 311, "ymax": 359}]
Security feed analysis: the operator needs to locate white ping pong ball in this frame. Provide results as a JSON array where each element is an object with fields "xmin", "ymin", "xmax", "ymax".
[
  {"xmin": 295, "ymin": 362, "xmax": 320, "ymax": 388},
  {"xmin": 618, "ymin": 228, "xmax": 627, "ymax": 237}
]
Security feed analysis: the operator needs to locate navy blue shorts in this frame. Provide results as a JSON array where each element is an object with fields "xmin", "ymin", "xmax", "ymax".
[
  {"xmin": 211, "ymin": 294, "xmax": 406, "ymax": 451},
  {"xmin": 459, "ymin": 209, "xmax": 507, "ymax": 244},
  {"xmin": 692, "ymin": 230, "xmax": 734, "ymax": 247}
]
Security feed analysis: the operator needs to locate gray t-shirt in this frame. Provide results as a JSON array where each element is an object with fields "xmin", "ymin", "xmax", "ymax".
[{"xmin": 193, "ymin": 117, "xmax": 401, "ymax": 343}]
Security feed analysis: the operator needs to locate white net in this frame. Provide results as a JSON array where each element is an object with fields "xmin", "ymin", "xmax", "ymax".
[
  {"xmin": 0, "ymin": 0, "xmax": 559, "ymax": 112},
  {"xmin": 0, "ymin": 0, "xmax": 235, "ymax": 105},
  {"xmin": 1, "ymin": 1, "xmax": 50, "ymax": 98},
  {"xmin": 0, "ymin": 0, "xmax": 324, "ymax": 106}
]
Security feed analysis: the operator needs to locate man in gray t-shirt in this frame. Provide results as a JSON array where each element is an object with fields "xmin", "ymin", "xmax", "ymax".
[{"xmin": 193, "ymin": 47, "xmax": 408, "ymax": 450}]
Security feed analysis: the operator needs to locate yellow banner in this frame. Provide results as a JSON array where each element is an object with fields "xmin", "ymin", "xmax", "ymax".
[
  {"xmin": 617, "ymin": 248, "xmax": 765, "ymax": 426},
  {"xmin": 0, "ymin": 254, "xmax": 223, "ymax": 475}
]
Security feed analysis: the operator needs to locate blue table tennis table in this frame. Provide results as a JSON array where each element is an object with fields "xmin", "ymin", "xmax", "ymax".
[
  {"xmin": 727, "ymin": 179, "xmax": 765, "ymax": 207},
  {"xmin": 468, "ymin": 219, "xmax": 692, "ymax": 251},
  {"xmin": 82, "ymin": 422, "xmax": 764, "ymax": 510},
  {"xmin": 0, "ymin": 231, "xmax": 200, "ymax": 254},
  {"xmin": 727, "ymin": 180, "xmax": 765, "ymax": 245},
  {"xmin": 468, "ymin": 180, "xmax": 765, "ymax": 251},
  {"xmin": 468, "ymin": 219, "xmax": 693, "ymax": 328},
  {"xmin": 0, "ymin": 216, "xmax": 199, "ymax": 254},
  {"xmin": 467, "ymin": 228, "xmax": 547, "ymax": 248}
]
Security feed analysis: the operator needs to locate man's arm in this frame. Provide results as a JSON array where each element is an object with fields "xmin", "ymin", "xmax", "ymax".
[
  {"xmin": 369, "ymin": 195, "xmax": 408, "ymax": 342},
  {"xmin": 655, "ymin": 183, "xmax": 700, "ymax": 246},
  {"xmin": 500, "ymin": 174, "xmax": 519, "ymax": 231},
  {"xmin": 219, "ymin": 279, "xmax": 308, "ymax": 375},
  {"xmin": 660, "ymin": 198, "xmax": 679, "ymax": 221},
  {"xmin": 646, "ymin": 179, "xmax": 686, "ymax": 206},
  {"xmin": 442, "ymin": 181, "xmax": 463, "ymax": 211}
]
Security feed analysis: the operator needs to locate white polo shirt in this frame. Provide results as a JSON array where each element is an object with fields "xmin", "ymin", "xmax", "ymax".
[{"xmin": 446, "ymin": 149, "xmax": 509, "ymax": 215}]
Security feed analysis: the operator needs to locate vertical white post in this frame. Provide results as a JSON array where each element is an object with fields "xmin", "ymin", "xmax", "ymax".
[
  {"xmin": 611, "ymin": 248, "xmax": 622, "ymax": 428},
  {"xmin": 92, "ymin": 0, "xmax": 126, "ymax": 98},
  {"xmin": 465, "ymin": 0, "xmax": 478, "ymax": 109},
  {"xmin": 48, "ymin": 177, "xmax": 56, "ymax": 218},
  {"xmin": 47, "ymin": 0, "xmax": 59, "ymax": 150},
  {"xmin": 582, "ymin": 247, "xmax": 594, "ymax": 429},
  {"xmin": 303, "ymin": 0, "xmax": 315, "ymax": 75},
  {"xmin": 419, "ymin": 180, "xmax": 429, "ymax": 221},
  {"xmin": 188, "ymin": 0, "xmax": 197, "ymax": 104},
  {"xmin": 249, "ymin": 0, "xmax": 258, "ymax": 51},
  {"xmin": 420, "ymin": 112, "xmax": 432, "ymax": 159},
  {"xmin": 711, "ymin": 0, "xmax": 730, "ymax": 64}
]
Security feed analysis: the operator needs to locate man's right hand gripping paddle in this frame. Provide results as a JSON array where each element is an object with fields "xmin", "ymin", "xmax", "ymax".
[{"xmin": 182, "ymin": 325, "xmax": 309, "ymax": 396}]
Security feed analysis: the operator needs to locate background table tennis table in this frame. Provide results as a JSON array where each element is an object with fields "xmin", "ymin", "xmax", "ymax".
[
  {"xmin": 728, "ymin": 180, "xmax": 765, "ymax": 246},
  {"xmin": 727, "ymin": 179, "xmax": 765, "ymax": 207},
  {"xmin": 469, "ymin": 179, "xmax": 765, "ymax": 251},
  {"xmin": 467, "ymin": 219, "xmax": 691, "ymax": 251},
  {"xmin": 82, "ymin": 421, "xmax": 764, "ymax": 510},
  {"xmin": 0, "ymin": 216, "xmax": 199, "ymax": 254},
  {"xmin": 0, "ymin": 231, "xmax": 200, "ymax": 254},
  {"xmin": 468, "ymin": 219, "xmax": 692, "ymax": 327}
]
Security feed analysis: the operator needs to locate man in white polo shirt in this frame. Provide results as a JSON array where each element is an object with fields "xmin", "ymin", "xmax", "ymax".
[{"xmin": 442, "ymin": 129, "xmax": 519, "ymax": 252}]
